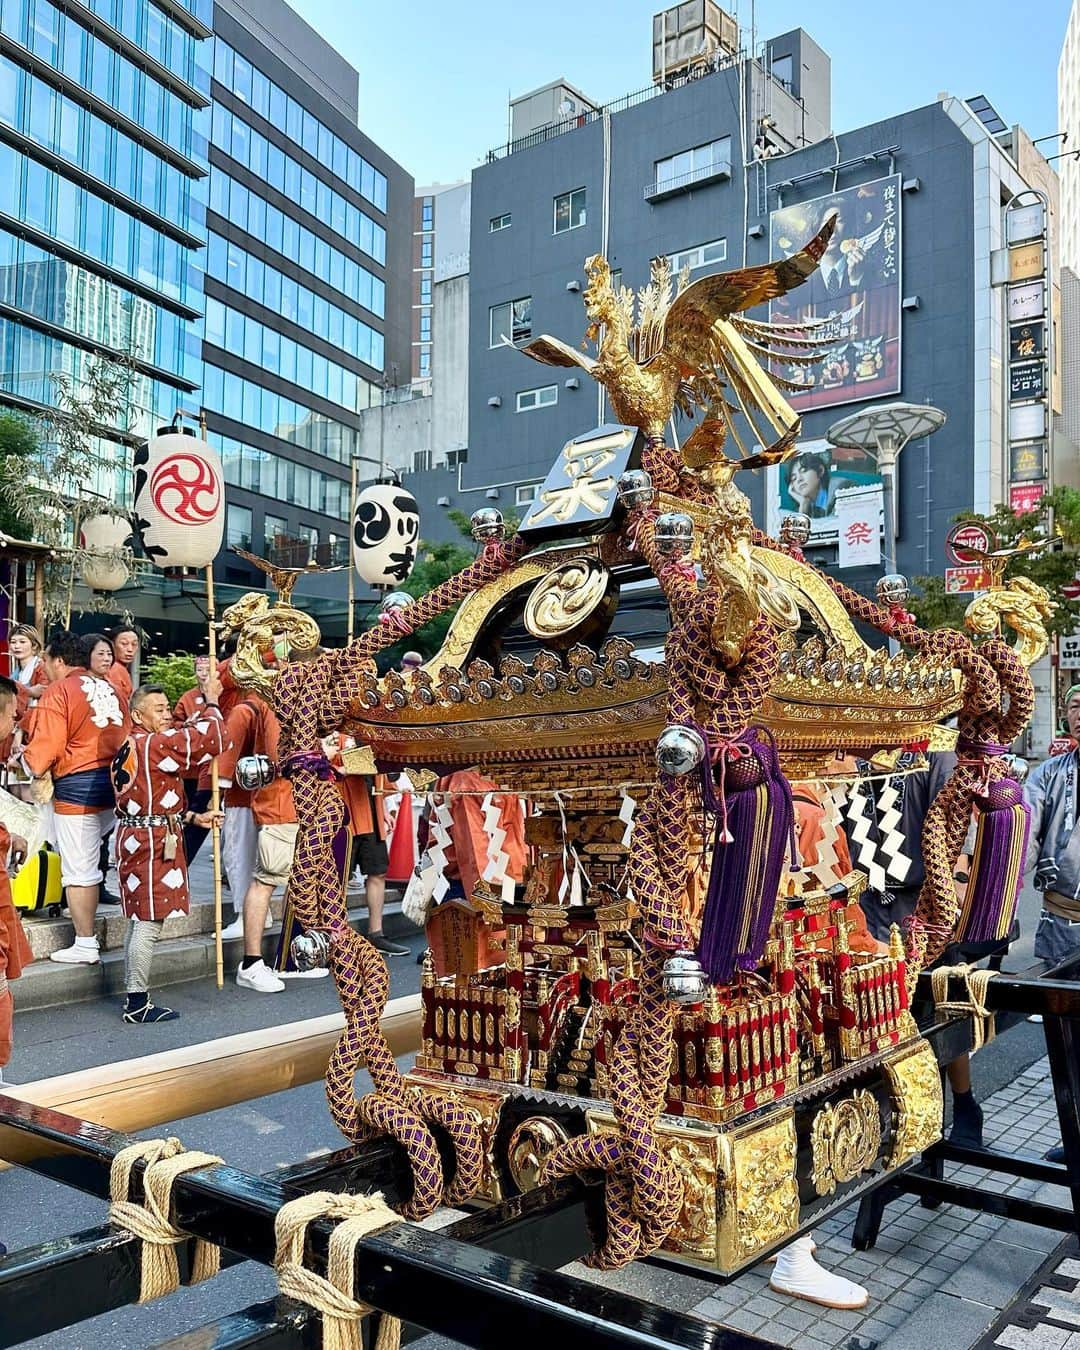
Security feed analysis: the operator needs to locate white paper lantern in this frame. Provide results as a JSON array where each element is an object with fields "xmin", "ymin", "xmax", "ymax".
[
  {"xmin": 79, "ymin": 512, "xmax": 130, "ymax": 592},
  {"xmin": 352, "ymin": 482, "xmax": 420, "ymax": 586},
  {"xmin": 133, "ymin": 430, "xmax": 224, "ymax": 568}
]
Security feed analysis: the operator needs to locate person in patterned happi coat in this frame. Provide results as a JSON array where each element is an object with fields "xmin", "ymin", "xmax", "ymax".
[{"xmin": 110, "ymin": 671, "xmax": 230, "ymax": 1023}]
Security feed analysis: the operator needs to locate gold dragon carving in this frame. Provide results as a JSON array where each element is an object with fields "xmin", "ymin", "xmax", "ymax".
[{"xmin": 964, "ymin": 575, "xmax": 1055, "ymax": 668}]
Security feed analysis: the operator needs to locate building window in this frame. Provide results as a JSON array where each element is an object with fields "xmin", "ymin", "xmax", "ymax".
[
  {"xmin": 419, "ymin": 276, "xmax": 432, "ymax": 303},
  {"xmin": 554, "ymin": 187, "xmax": 587, "ymax": 234},
  {"xmin": 418, "ymin": 346, "xmax": 431, "ymax": 377},
  {"xmin": 770, "ymin": 53, "xmax": 793, "ymax": 90},
  {"xmin": 421, "ymin": 196, "xmax": 433, "ymax": 230},
  {"xmin": 610, "ymin": 268, "xmax": 622, "ymax": 292},
  {"xmin": 227, "ymin": 504, "xmax": 253, "ymax": 551},
  {"xmin": 490, "ymin": 296, "xmax": 532, "ymax": 347},
  {"xmin": 489, "ymin": 212, "xmax": 511, "ymax": 232},
  {"xmin": 420, "ymin": 237, "xmax": 433, "ymax": 267},
  {"xmin": 516, "ymin": 385, "xmax": 557, "ymax": 412},
  {"xmin": 515, "ymin": 482, "xmax": 539, "ymax": 505},
  {"xmin": 419, "ymin": 312, "xmax": 431, "ymax": 341},
  {"xmin": 667, "ymin": 238, "xmax": 728, "ymax": 275},
  {"xmin": 264, "ymin": 512, "xmax": 289, "ymax": 556},
  {"xmin": 654, "ymin": 138, "xmax": 732, "ymax": 192}
]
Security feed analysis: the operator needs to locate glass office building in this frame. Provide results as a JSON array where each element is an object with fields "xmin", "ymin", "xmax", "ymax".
[
  {"xmin": 203, "ymin": 0, "xmax": 411, "ymax": 593},
  {"xmin": 0, "ymin": 0, "xmax": 212, "ymax": 501}
]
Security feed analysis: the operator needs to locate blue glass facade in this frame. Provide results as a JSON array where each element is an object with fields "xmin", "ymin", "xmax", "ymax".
[
  {"xmin": 203, "ymin": 0, "xmax": 411, "ymax": 589},
  {"xmin": 0, "ymin": 0, "xmax": 211, "ymax": 501}
]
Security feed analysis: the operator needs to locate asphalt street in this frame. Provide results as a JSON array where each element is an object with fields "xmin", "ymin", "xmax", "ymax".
[{"xmin": 0, "ymin": 878, "xmax": 1060, "ymax": 1349}]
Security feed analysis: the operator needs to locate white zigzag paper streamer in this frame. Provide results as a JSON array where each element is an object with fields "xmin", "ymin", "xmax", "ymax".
[
  {"xmin": 876, "ymin": 778, "xmax": 912, "ymax": 883},
  {"xmin": 480, "ymin": 791, "xmax": 510, "ymax": 885},
  {"xmin": 427, "ymin": 797, "xmax": 454, "ymax": 903},
  {"xmin": 845, "ymin": 782, "xmax": 888, "ymax": 893},
  {"xmin": 618, "ymin": 788, "xmax": 636, "ymax": 847}
]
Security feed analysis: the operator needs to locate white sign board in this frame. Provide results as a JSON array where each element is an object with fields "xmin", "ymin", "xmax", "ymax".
[
  {"xmin": 836, "ymin": 484, "xmax": 883, "ymax": 569},
  {"xmin": 1060, "ymin": 634, "xmax": 1080, "ymax": 670}
]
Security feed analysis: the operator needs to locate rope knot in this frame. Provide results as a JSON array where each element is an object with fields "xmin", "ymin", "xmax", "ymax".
[
  {"xmin": 274, "ymin": 1190, "xmax": 404, "ymax": 1350},
  {"xmin": 930, "ymin": 962, "xmax": 997, "ymax": 1051},
  {"xmin": 108, "ymin": 1136, "xmax": 224, "ymax": 1303}
]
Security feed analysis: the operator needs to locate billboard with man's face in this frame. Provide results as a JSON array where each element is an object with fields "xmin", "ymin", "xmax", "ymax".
[{"xmin": 769, "ymin": 175, "xmax": 902, "ymax": 411}]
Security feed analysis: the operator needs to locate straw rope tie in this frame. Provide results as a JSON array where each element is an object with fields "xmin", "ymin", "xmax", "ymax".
[
  {"xmin": 274, "ymin": 1190, "xmax": 403, "ymax": 1350},
  {"xmin": 930, "ymin": 963, "xmax": 998, "ymax": 1051},
  {"xmin": 108, "ymin": 1136, "xmax": 223, "ymax": 1303}
]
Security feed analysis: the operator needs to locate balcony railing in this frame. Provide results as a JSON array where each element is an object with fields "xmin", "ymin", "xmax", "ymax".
[{"xmin": 644, "ymin": 160, "xmax": 732, "ymax": 201}]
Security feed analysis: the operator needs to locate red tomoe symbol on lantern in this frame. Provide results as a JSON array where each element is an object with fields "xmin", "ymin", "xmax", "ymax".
[{"xmin": 149, "ymin": 453, "xmax": 221, "ymax": 525}]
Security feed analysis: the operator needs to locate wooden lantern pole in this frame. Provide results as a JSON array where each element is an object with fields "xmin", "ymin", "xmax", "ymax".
[{"xmin": 198, "ymin": 406, "xmax": 225, "ymax": 991}]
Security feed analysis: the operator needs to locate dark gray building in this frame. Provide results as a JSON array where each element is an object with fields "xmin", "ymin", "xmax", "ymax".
[
  {"xmin": 408, "ymin": 18, "xmax": 1051, "ymax": 608},
  {"xmin": 201, "ymin": 0, "xmax": 412, "ymax": 627}
]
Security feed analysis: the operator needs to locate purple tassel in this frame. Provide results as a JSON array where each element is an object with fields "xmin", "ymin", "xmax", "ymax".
[
  {"xmin": 955, "ymin": 776, "xmax": 1030, "ymax": 945},
  {"xmin": 697, "ymin": 729, "xmax": 795, "ymax": 984}
]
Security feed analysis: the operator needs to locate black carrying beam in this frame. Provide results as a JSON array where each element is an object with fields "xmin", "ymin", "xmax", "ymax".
[{"xmin": 0, "ymin": 1093, "xmax": 771, "ymax": 1350}]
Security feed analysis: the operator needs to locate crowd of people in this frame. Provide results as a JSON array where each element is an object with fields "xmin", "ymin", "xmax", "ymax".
[{"xmin": 0, "ymin": 625, "xmax": 411, "ymax": 1044}]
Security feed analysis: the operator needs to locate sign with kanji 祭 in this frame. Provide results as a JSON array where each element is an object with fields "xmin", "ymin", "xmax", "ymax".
[
  {"xmin": 1010, "ymin": 441, "xmax": 1046, "ymax": 482},
  {"xmin": 945, "ymin": 521, "xmax": 995, "ymax": 565},
  {"xmin": 835, "ymin": 484, "xmax": 883, "ymax": 568},
  {"xmin": 1009, "ymin": 481, "xmax": 1046, "ymax": 514},
  {"xmin": 520, "ymin": 424, "xmax": 642, "ymax": 538},
  {"xmin": 945, "ymin": 565, "xmax": 990, "ymax": 594}
]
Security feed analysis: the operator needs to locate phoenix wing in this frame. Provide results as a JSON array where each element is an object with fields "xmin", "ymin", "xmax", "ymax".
[{"xmin": 513, "ymin": 334, "xmax": 598, "ymax": 374}]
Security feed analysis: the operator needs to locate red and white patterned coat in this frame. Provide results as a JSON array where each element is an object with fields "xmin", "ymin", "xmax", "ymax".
[{"xmin": 111, "ymin": 709, "xmax": 229, "ymax": 922}]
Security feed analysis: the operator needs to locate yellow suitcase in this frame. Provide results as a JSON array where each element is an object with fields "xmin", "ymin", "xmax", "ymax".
[{"xmin": 10, "ymin": 845, "xmax": 63, "ymax": 915}]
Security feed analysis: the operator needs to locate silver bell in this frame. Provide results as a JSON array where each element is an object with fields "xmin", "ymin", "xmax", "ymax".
[
  {"xmin": 656, "ymin": 724, "xmax": 706, "ymax": 776},
  {"xmin": 876, "ymin": 574, "xmax": 911, "ymax": 607},
  {"xmin": 471, "ymin": 507, "xmax": 505, "ymax": 542},
  {"xmin": 380, "ymin": 590, "xmax": 413, "ymax": 612},
  {"xmin": 654, "ymin": 511, "xmax": 694, "ymax": 558},
  {"xmin": 779, "ymin": 513, "xmax": 811, "ymax": 547},
  {"xmin": 290, "ymin": 929, "xmax": 331, "ymax": 972},
  {"xmin": 662, "ymin": 951, "xmax": 708, "ymax": 1006},
  {"xmin": 616, "ymin": 468, "xmax": 654, "ymax": 510},
  {"xmin": 1004, "ymin": 753, "xmax": 1030, "ymax": 784},
  {"xmin": 235, "ymin": 754, "xmax": 276, "ymax": 791}
]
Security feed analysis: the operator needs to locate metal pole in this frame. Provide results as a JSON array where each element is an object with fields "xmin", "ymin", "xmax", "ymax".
[{"xmin": 347, "ymin": 454, "xmax": 358, "ymax": 642}]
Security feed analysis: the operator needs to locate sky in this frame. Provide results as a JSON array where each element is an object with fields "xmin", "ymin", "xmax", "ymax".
[{"xmin": 288, "ymin": 0, "xmax": 1075, "ymax": 187}]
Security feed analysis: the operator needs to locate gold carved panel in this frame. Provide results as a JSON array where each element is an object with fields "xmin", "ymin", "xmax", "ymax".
[
  {"xmin": 883, "ymin": 1040, "xmax": 943, "ymax": 1168},
  {"xmin": 810, "ymin": 1089, "xmax": 883, "ymax": 1196}
]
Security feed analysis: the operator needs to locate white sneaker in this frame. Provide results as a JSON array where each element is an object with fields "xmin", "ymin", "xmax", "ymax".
[
  {"xmin": 50, "ymin": 941, "xmax": 100, "ymax": 965},
  {"xmin": 278, "ymin": 967, "xmax": 330, "ymax": 980},
  {"xmin": 219, "ymin": 917, "xmax": 244, "ymax": 941},
  {"xmin": 236, "ymin": 960, "xmax": 284, "ymax": 993}
]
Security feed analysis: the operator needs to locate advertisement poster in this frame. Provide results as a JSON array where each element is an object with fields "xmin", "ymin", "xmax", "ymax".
[
  {"xmin": 769, "ymin": 174, "xmax": 901, "ymax": 411},
  {"xmin": 1010, "ymin": 482, "xmax": 1046, "ymax": 514},
  {"xmin": 767, "ymin": 437, "xmax": 884, "ymax": 548},
  {"xmin": 1010, "ymin": 362, "xmax": 1046, "ymax": 401},
  {"xmin": 1010, "ymin": 322, "xmax": 1045, "ymax": 361}
]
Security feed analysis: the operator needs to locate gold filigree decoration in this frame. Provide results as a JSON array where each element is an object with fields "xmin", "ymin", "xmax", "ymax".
[
  {"xmin": 810, "ymin": 1090, "xmax": 882, "ymax": 1196},
  {"xmin": 507, "ymin": 1116, "xmax": 570, "ymax": 1194},
  {"xmin": 524, "ymin": 558, "xmax": 611, "ymax": 640},
  {"xmin": 964, "ymin": 576, "xmax": 1055, "ymax": 668},
  {"xmin": 219, "ymin": 592, "xmax": 322, "ymax": 700},
  {"xmin": 883, "ymin": 1041, "xmax": 943, "ymax": 1167}
]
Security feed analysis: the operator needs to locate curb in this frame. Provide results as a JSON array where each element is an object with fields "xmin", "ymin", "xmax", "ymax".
[{"xmin": 13, "ymin": 899, "xmax": 421, "ymax": 1013}]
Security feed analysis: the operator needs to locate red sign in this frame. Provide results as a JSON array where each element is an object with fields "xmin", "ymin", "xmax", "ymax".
[
  {"xmin": 1009, "ymin": 481, "xmax": 1046, "ymax": 515},
  {"xmin": 944, "ymin": 565, "xmax": 990, "ymax": 594},
  {"xmin": 945, "ymin": 521, "xmax": 995, "ymax": 565}
]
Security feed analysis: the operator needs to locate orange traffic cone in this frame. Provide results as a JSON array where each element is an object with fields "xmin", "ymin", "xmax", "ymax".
[{"xmin": 386, "ymin": 791, "xmax": 416, "ymax": 883}]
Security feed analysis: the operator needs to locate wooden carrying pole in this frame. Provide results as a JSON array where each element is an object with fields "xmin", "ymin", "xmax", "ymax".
[{"xmin": 0, "ymin": 997, "xmax": 421, "ymax": 1165}]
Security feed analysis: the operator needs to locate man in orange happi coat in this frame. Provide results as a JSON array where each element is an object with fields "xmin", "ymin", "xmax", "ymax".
[{"xmin": 26, "ymin": 631, "xmax": 128, "ymax": 966}]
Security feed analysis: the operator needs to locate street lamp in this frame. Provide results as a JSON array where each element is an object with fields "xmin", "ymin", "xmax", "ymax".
[{"xmin": 825, "ymin": 401, "xmax": 946, "ymax": 574}]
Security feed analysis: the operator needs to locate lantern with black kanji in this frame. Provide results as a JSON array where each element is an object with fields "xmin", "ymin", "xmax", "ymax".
[{"xmin": 352, "ymin": 482, "xmax": 419, "ymax": 586}]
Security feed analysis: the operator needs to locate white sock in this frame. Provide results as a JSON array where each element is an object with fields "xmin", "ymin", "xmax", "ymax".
[
  {"xmin": 770, "ymin": 1233, "xmax": 869, "ymax": 1309},
  {"xmin": 74, "ymin": 935, "xmax": 99, "ymax": 950}
]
